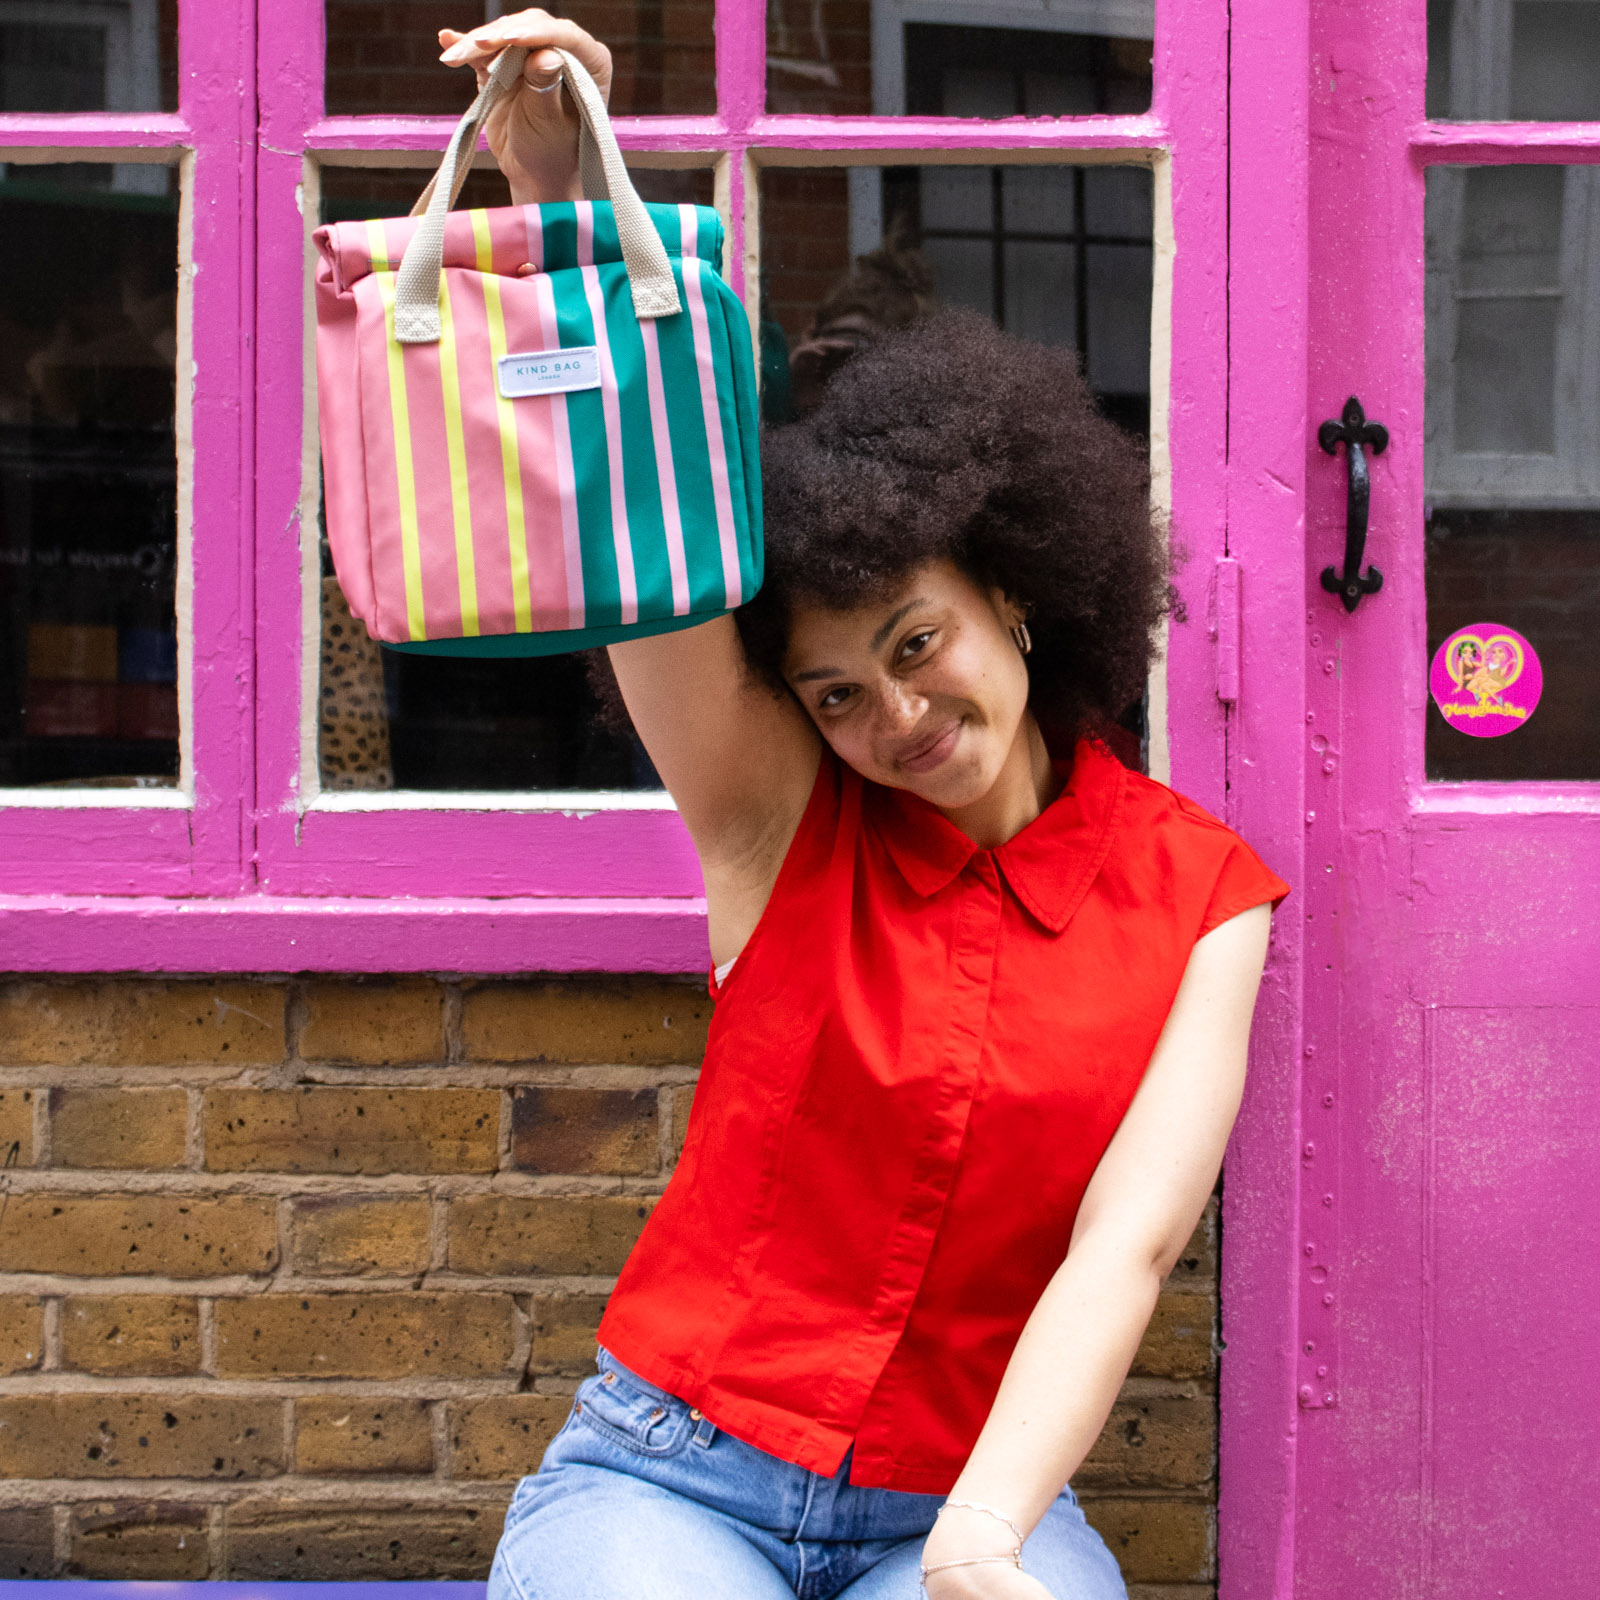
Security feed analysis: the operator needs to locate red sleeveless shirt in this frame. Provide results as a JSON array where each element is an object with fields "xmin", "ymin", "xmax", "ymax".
[{"xmin": 597, "ymin": 740, "xmax": 1289, "ymax": 1493}]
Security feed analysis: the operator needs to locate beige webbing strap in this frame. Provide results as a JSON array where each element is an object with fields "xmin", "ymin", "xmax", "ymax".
[{"xmin": 393, "ymin": 46, "xmax": 680, "ymax": 345}]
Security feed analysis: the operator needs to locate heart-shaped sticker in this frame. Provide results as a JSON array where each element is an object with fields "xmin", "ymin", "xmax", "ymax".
[{"xmin": 1431, "ymin": 623, "xmax": 1542, "ymax": 738}]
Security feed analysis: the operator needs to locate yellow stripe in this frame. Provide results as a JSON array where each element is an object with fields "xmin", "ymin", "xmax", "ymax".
[
  {"xmin": 436, "ymin": 266, "xmax": 480, "ymax": 636},
  {"xmin": 473, "ymin": 211, "xmax": 532, "ymax": 633},
  {"xmin": 368, "ymin": 224, "xmax": 427, "ymax": 643},
  {"xmin": 366, "ymin": 216, "xmax": 389, "ymax": 272}
]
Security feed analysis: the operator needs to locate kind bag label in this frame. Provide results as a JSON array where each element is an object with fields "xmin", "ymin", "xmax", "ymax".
[
  {"xmin": 497, "ymin": 347, "xmax": 601, "ymax": 398},
  {"xmin": 1430, "ymin": 623, "xmax": 1543, "ymax": 737}
]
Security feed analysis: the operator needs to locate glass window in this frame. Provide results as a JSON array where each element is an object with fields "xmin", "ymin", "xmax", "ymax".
[
  {"xmin": 0, "ymin": 161, "xmax": 180, "ymax": 789},
  {"xmin": 760, "ymin": 163, "xmax": 1152, "ymax": 436},
  {"xmin": 1428, "ymin": 0, "xmax": 1600, "ymax": 121},
  {"xmin": 766, "ymin": 1, "xmax": 1153, "ymax": 117},
  {"xmin": 0, "ymin": 0, "xmax": 177, "ymax": 112},
  {"xmin": 1425, "ymin": 163, "xmax": 1600, "ymax": 780},
  {"xmin": 313, "ymin": 162, "xmax": 713, "ymax": 793},
  {"xmin": 324, "ymin": 1, "xmax": 716, "ymax": 117}
]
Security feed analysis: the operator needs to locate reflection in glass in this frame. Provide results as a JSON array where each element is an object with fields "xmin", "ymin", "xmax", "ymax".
[
  {"xmin": 1428, "ymin": 0, "xmax": 1600, "ymax": 120},
  {"xmin": 762, "ymin": 165, "xmax": 1152, "ymax": 435},
  {"xmin": 1426, "ymin": 164, "xmax": 1600, "ymax": 780},
  {"xmin": 767, "ymin": 1, "xmax": 1152, "ymax": 117},
  {"xmin": 324, "ymin": 1, "xmax": 715, "ymax": 117},
  {"xmin": 314, "ymin": 164, "xmax": 713, "ymax": 792},
  {"xmin": 0, "ymin": 164, "xmax": 180, "ymax": 787},
  {"xmin": 0, "ymin": 0, "xmax": 177, "ymax": 112}
]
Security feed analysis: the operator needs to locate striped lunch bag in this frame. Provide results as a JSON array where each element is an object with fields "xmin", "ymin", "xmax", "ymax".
[{"xmin": 313, "ymin": 47, "xmax": 761, "ymax": 656}]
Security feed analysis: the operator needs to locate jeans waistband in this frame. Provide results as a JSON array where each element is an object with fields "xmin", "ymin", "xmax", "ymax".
[{"xmin": 594, "ymin": 1343, "xmax": 684, "ymax": 1407}]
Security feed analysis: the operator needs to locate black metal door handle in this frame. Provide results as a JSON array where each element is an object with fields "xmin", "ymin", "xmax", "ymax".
[{"xmin": 1319, "ymin": 395, "xmax": 1388, "ymax": 613}]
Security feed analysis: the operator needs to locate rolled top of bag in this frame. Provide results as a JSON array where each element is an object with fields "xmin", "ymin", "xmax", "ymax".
[{"xmin": 391, "ymin": 45, "xmax": 681, "ymax": 343}]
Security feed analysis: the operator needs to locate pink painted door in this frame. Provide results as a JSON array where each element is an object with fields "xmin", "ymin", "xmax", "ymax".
[{"xmin": 1264, "ymin": 3, "xmax": 1600, "ymax": 1596}]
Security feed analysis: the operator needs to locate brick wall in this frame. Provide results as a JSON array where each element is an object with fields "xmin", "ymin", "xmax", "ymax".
[{"xmin": 0, "ymin": 975, "xmax": 1218, "ymax": 1595}]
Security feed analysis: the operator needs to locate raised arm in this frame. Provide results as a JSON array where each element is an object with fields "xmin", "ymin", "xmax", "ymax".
[{"xmin": 439, "ymin": 12, "xmax": 821, "ymax": 950}]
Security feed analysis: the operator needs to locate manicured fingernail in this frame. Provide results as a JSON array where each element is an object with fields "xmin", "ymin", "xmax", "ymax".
[{"xmin": 441, "ymin": 43, "xmax": 469, "ymax": 62}]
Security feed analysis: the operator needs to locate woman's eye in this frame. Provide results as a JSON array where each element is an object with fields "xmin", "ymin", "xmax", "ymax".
[
  {"xmin": 819, "ymin": 686, "xmax": 853, "ymax": 710},
  {"xmin": 900, "ymin": 631, "xmax": 934, "ymax": 661}
]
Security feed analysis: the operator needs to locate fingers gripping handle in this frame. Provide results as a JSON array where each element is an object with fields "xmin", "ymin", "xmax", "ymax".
[{"xmin": 392, "ymin": 46, "xmax": 681, "ymax": 345}]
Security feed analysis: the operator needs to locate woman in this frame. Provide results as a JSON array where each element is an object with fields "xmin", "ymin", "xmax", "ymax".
[{"xmin": 440, "ymin": 15, "xmax": 1289, "ymax": 1599}]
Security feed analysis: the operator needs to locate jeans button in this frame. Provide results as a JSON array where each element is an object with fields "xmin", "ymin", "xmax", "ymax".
[{"xmin": 689, "ymin": 1408, "xmax": 703, "ymax": 1421}]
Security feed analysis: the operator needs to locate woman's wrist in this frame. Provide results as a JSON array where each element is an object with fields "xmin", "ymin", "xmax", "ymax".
[{"xmin": 922, "ymin": 1501, "xmax": 1025, "ymax": 1565}]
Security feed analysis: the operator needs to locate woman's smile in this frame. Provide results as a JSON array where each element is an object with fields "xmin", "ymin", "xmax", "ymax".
[{"xmin": 894, "ymin": 716, "xmax": 964, "ymax": 774}]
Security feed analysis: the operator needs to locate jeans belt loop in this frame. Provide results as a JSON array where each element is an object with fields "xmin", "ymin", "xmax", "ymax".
[{"xmin": 691, "ymin": 1409, "xmax": 717, "ymax": 1448}]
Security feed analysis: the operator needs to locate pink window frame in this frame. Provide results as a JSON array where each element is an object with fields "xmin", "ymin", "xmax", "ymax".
[
  {"xmin": 0, "ymin": 0, "xmax": 252, "ymax": 898},
  {"xmin": 1, "ymin": 0, "xmax": 1234, "ymax": 977}
]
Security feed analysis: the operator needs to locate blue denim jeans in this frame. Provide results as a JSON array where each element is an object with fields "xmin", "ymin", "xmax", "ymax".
[{"xmin": 488, "ymin": 1347, "xmax": 1128, "ymax": 1600}]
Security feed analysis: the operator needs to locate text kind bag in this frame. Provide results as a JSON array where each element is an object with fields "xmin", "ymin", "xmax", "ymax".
[{"xmin": 313, "ymin": 47, "xmax": 761, "ymax": 656}]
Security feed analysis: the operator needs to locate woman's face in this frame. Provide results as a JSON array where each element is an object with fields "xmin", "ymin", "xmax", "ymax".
[{"xmin": 781, "ymin": 559, "xmax": 1032, "ymax": 808}]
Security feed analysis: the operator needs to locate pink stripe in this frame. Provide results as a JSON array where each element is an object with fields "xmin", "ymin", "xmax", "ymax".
[
  {"xmin": 680, "ymin": 205, "xmax": 743, "ymax": 609},
  {"xmin": 576, "ymin": 202, "xmax": 639, "ymax": 626},
  {"xmin": 531, "ymin": 270, "xmax": 587, "ymax": 630},
  {"xmin": 522, "ymin": 204, "xmax": 545, "ymax": 274},
  {"xmin": 639, "ymin": 317, "xmax": 691, "ymax": 615},
  {"xmin": 351, "ymin": 280, "xmax": 407, "ymax": 639},
  {"xmin": 399, "ymin": 298, "xmax": 459, "ymax": 638},
  {"xmin": 449, "ymin": 268, "xmax": 515, "ymax": 633}
]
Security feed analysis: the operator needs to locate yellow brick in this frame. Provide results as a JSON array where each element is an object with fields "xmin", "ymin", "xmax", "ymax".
[
  {"xmin": 0, "ymin": 1088, "xmax": 34, "ymax": 1165},
  {"xmin": 0, "ymin": 979, "xmax": 285, "ymax": 1066},
  {"xmin": 1132, "ymin": 1292, "xmax": 1216, "ymax": 1382},
  {"xmin": 301, "ymin": 978, "xmax": 446, "ymax": 1065},
  {"xmin": 295, "ymin": 1397, "xmax": 435, "ymax": 1475},
  {"xmin": 225, "ymin": 1500, "xmax": 503, "ymax": 1580},
  {"xmin": 448, "ymin": 1195, "xmax": 653, "ymax": 1277},
  {"xmin": 0, "ymin": 1395, "xmax": 283, "ymax": 1479},
  {"xmin": 0, "ymin": 1508, "xmax": 57, "ymax": 1578},
  {"xmin": 1078, "ymin": 1395, "xmax": 1215, "ymax": 1491},
  {"xmin": 61, "ymin": 1296, "xmax": 201, "ymax": 1376},
  {"xmin": 528, "ymin": 1293, "xmax": 607, "ymax": 1376},
  {"xmin": 214, "ymin": 1292, "xmax": 518, "ymax": 1379},
  {"xmin": 291, "ymin": 1195, "xmax": 433, "ymax": 1277},
  {"xmin": 448, "ymin": 1395, "xmax": 571, "ymax": 1479},
  {"xmin": 510, "ymin": 1086, "xmax": 658, "ymax": 1175},
  {"xmin": 69, "ymin": 1502, "xmax": 208, "ymax": 1580},
  {"xmin": 462, "ymin": 979, "xmax": 710, "ymax": 1065},
  {"xmin": 668, "ymin": 1081, "xmax": 697, "ymax": 1160},
  {"xmin": 1080, "ymin": 1498, "xmax": 1212, "ymax": 1584},
  {"xmin": 0, "ymin": 1297, "xmax": 44, "ymax": 1375},
  {"xmin": 204, "ymin": 1087, "xmax": 498, "ymax": 1174},
  {"xmin": 50, "ymin": 1087, "xmax": 188, "ymax": 1169},
  {"xmin": 0, "ymin": 1194, "xmax": 277, "ymax": 1277},
  {"xmin": 1167, "ymin": 1198, "xmax": 1218, "ymax": 1288}
]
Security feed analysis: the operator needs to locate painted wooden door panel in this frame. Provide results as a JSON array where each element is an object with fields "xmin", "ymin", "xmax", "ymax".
[{"xmin": 1287, "ymin": 1, "xmax": 1600, "ymax": 1596}]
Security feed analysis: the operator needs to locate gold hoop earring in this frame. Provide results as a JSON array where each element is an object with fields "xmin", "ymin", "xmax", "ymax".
[{"xmin": 1011, "ymin": 623, "xmax": 1032, "ymax": 656}]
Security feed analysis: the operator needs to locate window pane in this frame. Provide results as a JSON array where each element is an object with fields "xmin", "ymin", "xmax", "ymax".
[
  {"xmin": 0, "ymin": 0, "xmax": 177, "ymax": 112},
  {"xmin": 766, "ymin": 3, "xmax": 1153, "ymax": 116},
  {"xmin": 0, "ymin": 163, "xmax": 180, "ymax": 788},
  {"xmin": 1426, "ymin": 164, "xmax": 1600, "ymax": 781},
  {"xmin": 314, "ymin": 164, "xmax": 712, "ymax": 793},
  {"xmin": 324, "ymin": 1, "xmax": 715, "ymax": 117},
  {"xmin": 760, "ymin": 163, "xmax": 1151, "ymax": 432},
  {"xmin": 1428, "ymin": 0, "xmax": 1600, "ymax": 120}
]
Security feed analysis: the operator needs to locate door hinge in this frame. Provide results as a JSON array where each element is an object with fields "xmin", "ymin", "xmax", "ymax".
[{"xmin": 1216, "ymin": 557, "xmax": 1241, "ymax": 704}]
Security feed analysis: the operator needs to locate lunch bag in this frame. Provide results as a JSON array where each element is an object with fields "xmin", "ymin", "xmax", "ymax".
[{"xmin": 313, "ymin": 46, "xmax": 762, "ymax": 656}]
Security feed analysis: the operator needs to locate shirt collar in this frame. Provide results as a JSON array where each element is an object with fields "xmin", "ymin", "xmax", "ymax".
[{"xmin": 867, "ymin": 739, "xmax": 1128, "ymax": 933}]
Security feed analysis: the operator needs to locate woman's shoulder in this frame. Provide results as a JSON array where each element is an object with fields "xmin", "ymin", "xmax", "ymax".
[{"xmin": 1105, "ymin": 759, "xmax": 1291, "ymax": 930}]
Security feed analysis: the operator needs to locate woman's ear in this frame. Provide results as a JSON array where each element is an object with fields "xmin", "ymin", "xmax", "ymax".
[{"xmin": 988, "ymin": 585, "xmax": 1028, "ymax": 631}]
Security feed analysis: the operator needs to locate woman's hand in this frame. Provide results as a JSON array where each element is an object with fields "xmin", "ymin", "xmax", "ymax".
[
  {"xmin": 437, "ymin": 9, "xmax": 612, "ymax": 206},
  {"xmin": 920, "ymin": 1507, "xmax": 1056, "ymax": 1600}
]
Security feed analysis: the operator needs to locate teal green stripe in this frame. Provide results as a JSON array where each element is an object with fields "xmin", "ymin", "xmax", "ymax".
[
  {"xmin": 548, "ymin": 251, "xmax": 624, "ymax": 627},
  {"xmin": 701, "ymin": 264, "xmax": 763, "ymax": 599},
  {"xmin": 601, "ymin": 260, "xmax": 673, "ymax": 617},
  {"xmin": 654, "ymin": 257, "xmax": 725, "ymax": 614}
]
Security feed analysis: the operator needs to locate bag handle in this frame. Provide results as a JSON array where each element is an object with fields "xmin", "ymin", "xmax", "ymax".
[{"xmin": 393, "ymin": 45, "xmax": 681, "ymax": 344}]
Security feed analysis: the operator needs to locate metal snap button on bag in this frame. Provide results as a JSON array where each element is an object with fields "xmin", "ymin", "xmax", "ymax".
[{"xmin": 313, "ymin": 46, "xmax": 762, "ymax": 657}]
